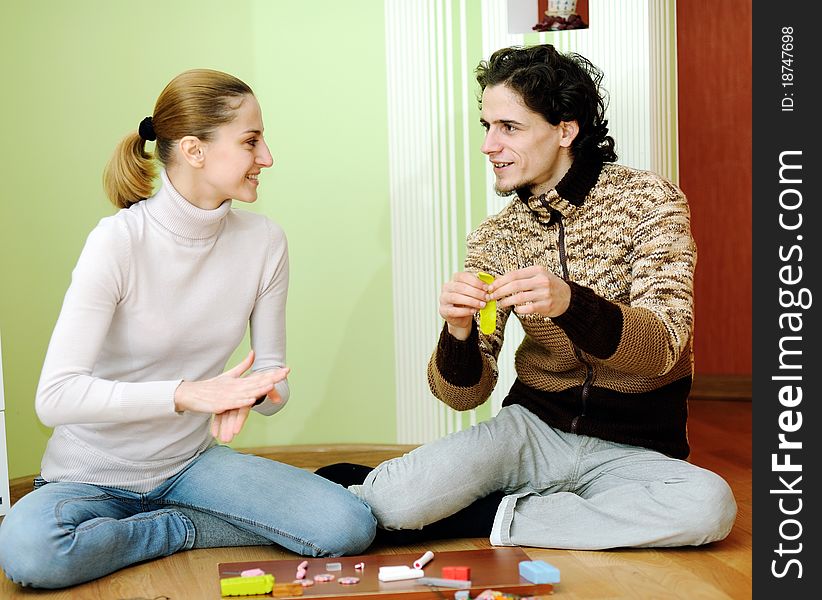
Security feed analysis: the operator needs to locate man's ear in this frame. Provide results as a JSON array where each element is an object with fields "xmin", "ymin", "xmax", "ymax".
[
  {"xmin": 559, "ymin": 121, "xmax": 579, "ymax": 148},
  {"xmin": 179, "ymin": 136, "xmax": 206, "ymax": 168}
]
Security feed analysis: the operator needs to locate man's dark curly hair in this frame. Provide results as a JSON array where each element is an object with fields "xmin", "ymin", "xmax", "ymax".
[{"xmin": 476, "ymin": 44, "xmax": 617, "ymax": 163}]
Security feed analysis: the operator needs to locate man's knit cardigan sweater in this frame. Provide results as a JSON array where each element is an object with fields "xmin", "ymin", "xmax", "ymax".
[{"xmin": 428, "ymin": 159, "xmax": 697, "ymax": 459}]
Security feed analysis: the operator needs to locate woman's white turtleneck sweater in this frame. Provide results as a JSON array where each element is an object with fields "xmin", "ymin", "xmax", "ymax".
[{"xmin": 35, "ymin": 170, "xmax": 289, "ymax": 492}]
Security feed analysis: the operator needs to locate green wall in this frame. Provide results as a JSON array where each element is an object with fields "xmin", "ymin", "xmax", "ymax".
[{"xmin": 0, "ymin": 0, "xmax": 395, "ymax": 479}]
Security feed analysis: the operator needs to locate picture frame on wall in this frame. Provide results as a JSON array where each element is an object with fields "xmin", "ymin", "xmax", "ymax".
[
  {"xmin": 507, "ymin": 0, "xmax": 590, "ymax": 34},
  {"xmin": 534, "ymin": 0, "xmax": 589, "ymax": 31}
]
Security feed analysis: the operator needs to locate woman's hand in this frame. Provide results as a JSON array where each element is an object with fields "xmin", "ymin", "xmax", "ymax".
[
  {"xmin": 173, "ymin": 350, "xmax": 289, "ymax": 442},
  {"xmin": 209, "ymin": 373, "xmax": 289, "ymax": 443},
  {"xmin": 211, "ymin": 406, "xmax": 252, "ymax": 443}
]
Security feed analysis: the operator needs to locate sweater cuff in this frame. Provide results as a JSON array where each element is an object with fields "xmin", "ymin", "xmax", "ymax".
[
  {"xmin": 552, "ymin": 281, "xmax": 623, "ymax": 358},
  {"xmin": 434, "ymin": 321, "xmax": 483, "ymax": 387},
  {"xmin": 121, "ymin": 380, "xmax": 182, "ymax": 418}
]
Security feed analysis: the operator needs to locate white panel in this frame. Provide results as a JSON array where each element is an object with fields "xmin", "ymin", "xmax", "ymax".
[
  {"xmin": 0, "ymin": 333, "xmax": 10, "ymax": 516},
  {"xmin": 0, "ymin": 332, "xmax": 4, "ymax": 412},
  {"xmin": 507, "ymin": 0, "xmax": 538, "ymax": 33},
  {"xmin": 387, "ymin": 0, "xmax": 467, "ymax": 443},
  {"xmin": 0, "ymin": 415, "xmax": 9, "ymax": 516},
  {"xmin": 386, "ymin": 0, "xmax": 431, "ymax": 443}
]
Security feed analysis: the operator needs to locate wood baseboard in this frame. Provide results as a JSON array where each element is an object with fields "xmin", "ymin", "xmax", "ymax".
[
  {"xmin": 237, "ymin": 443, "xmax": 418, "ymax": 470},
  {"xmin": 690, "ymin": 374, "xmax": 751, "ymax": 401}
]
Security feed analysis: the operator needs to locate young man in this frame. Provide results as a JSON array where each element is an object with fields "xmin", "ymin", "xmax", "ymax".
[{"xmin": 324, "ymin": 44, "xmax": 737, "ymax": 549}]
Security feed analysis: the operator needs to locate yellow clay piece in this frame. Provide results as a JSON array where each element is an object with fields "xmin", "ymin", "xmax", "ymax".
[
  {"xmin": 220, "ymin": 574, "xmax": 275, "ymax": 596},
  {"xmin": 477, "ymin": 271, "xmax": 496, "ymax": 335}
]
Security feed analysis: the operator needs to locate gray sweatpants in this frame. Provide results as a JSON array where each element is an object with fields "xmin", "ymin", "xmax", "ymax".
[{"xmin": 350, "ymin": 404, "xmax": 737, "ymax": 549}]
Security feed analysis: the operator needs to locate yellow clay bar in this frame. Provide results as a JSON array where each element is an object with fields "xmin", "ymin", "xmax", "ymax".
[
  {"xmin": 477, "ymin": 271, "xmax": 496, "ymax": 335},
  {"xmin": 220, "ymin": 574, "xmax": 275, "ymax": 596}
]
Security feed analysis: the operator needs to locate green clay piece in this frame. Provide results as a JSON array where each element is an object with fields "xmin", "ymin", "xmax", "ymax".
[{"xmin": 477, "ymin": 271, "xmax": 496, "ymax": 334}]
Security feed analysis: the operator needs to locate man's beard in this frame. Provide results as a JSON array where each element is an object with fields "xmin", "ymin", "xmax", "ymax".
[
  {"xmin": 494, "ymin": 180, "xmax": 531, "ymax": 198},
  {"xmin": 499, "ymin": 185, "xmax": 536, "ymax": 201},
  {"xmin": 494, "ymin": 173, "xmax": 532, "ymax": 197}
]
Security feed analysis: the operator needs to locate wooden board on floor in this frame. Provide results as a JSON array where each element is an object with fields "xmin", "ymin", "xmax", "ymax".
[{"xmin": 218, "ymin": 547, "xmax": 554, "ymax": 599}]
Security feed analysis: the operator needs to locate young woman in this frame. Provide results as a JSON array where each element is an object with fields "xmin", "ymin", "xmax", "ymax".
[{"xmin": 0, "ymin": 69, "xmax": 375, "ymax": 589}]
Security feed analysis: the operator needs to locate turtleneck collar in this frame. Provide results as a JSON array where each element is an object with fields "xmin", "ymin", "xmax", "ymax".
[
  {"xmin": 516, "ymin": 159, "xmax": 603, "ymax": 225},
  {"xmin": 144, "ymin": 170, "xmax": 232, "ymax": 240}
]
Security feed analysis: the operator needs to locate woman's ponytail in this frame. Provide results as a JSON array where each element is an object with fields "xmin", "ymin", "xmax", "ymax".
[{"xmin": 102, "ymin": 130, "xmax": 157, "ymax": 209}]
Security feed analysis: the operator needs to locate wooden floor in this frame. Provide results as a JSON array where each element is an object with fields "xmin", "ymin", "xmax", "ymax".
[{"xmin": 1, "ymin": 399, "xmax": 751, "ymax": 599}]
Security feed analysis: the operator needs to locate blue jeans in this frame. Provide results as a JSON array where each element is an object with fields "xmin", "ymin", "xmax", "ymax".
[
  {"xmin": 0, "ymin": 445, "xmax": 376, "ymax": 589},
  {"xmin": 351, "ymin": 404, "xmax": 737, "ymax": 549}
]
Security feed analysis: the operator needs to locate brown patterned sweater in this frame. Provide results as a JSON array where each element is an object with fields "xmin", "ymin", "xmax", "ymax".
[{"xmin": 428, "ymin": 160, "xmax": 697, "ymax": 458}]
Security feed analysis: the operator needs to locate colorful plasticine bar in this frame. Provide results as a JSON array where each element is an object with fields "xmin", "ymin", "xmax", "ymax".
[
  {"xmin": 518, "ymin": 560, "xmax": 560, "ymax": 584},
  {"xmin": 220, "ymin": 574, "xmax": 275, "ymax": 596},
  {"xmin": 477, "ymin": 271, "xmax": 497, "ymax": 334}
]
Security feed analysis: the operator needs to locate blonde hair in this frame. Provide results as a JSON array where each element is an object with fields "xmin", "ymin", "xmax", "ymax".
[{"xmin": 103, "ymin": 69, "xmax": 254, "ymax": 208}]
